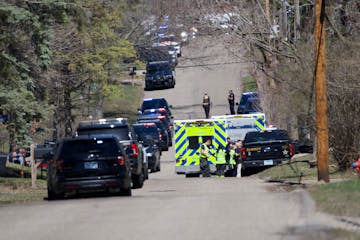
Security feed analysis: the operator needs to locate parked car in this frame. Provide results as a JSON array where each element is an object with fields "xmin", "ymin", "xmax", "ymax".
[
  {"xmin": 243, "ymin": 97, "xmax": 261, "ymax": 113},
  {"xmin": 47, "ymin": 135, "xmax": 132, "ymax": 199},
  {"xmin": 76, "ymin": 118, "xmax": 146, "ymax": 189},
  {"xmin": 241, "ymin": 129, "xmax": 295, "ymax": 172},
  {"xmin": 144, "ymin": 61, "xmax": 176, "ymax": 90},
  {"xmin": 137, "ymin": 113, "xmax": 173, "ymax": 146},
  {"xmin": 142, "ymin": 107, "xmax": 174, "ymax": 133},
  {"xmin": 133, "ymin": 123, "xmax": 161, "ymax": 172},
  {"xmin": 236, "ymin": 92, "xmax": 258, "ymax": 114},
  {"xmin": 141, "ymin": 98, "xmax": 172, "ymax": 116},
  {"xmin": 136, "ymin": 119, "xmax": 170, "ymax": 151}
]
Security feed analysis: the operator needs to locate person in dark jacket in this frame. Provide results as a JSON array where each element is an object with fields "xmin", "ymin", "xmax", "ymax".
[
  {"xmin": 202, "ymin": 93, "xmax": 211, "ymax": 119},
  {"xmin": 228, "ymin": 90, "xmax": 235, "ymax": 115}
]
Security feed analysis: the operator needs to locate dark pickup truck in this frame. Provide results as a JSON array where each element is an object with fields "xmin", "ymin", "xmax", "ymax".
[{"xmin": 241, "ymin": 129, "xmax": 295, "ymax": 169}]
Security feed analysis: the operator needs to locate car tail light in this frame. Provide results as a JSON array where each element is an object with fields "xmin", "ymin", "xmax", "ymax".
[
  {"xmin": 159, "ymin": 133, "xmax": 163, "ymax": 139},
  {"xmin": 241, "ymin": 148, "xmax": 246, "ymax": 159},
  {"xmin": 157, "ymin": 115, "xmax": 166, "ymax": 120},
  {"xmin": 131, "ymin": 143, "xmax": 138, "ymax": 157},
  {"xmin": 117, "ymin": 156, "xmax": 125, "ymax": 166},
  {"xmin": 158, "ymin": 108, "xmax": 166, "ymax": 113},
  {"xmin": 289, "ymin": 144, "xmax": 295, "ymax": 156},
  {"xmin": 55, "ymin": 158, "xmax": 63, "ymax": 170}
]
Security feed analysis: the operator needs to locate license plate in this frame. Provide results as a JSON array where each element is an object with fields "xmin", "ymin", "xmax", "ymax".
[
  {"xmin": 84, "ymin": 161, "xmax": 98, "ymax": 169},
  {"xmin": 264, "ymin": 160, "xmax": 273, "ymax": 166}
]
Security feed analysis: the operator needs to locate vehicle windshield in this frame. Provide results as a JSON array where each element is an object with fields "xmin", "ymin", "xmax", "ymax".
[
  {"xmin": 77, "ymin": 127, "xmax": 130, "ymax": 140},
  {"xmin": 244, "ymin": 131, "xmax": 289, "ymax": 143},
  {"xmin": 142, "ymin": 99, "xmax": 167, "ymax": 111},
  {"xmin": 239, "ymin": 93, "xmax": 258, "ymax": 106},
  {"xmin": 133, "ymin": 126, "xmax": 158, "ymax": 136},
  {"xmin": 61, "ymin": 139, "xmax": 118, "ymax": 159},
  {"xmin": 147, "ymin": 64, "xmax": 172, "ymax": 75}
]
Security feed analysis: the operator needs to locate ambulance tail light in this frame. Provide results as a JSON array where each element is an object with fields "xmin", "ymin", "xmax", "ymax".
[
  {"xmin": 241, "ymin": 147, "xmax": 246, "ymax": 159},
  {"xmin": 289, "ymin": 144, "xmax": 295, "ymax": 156}
]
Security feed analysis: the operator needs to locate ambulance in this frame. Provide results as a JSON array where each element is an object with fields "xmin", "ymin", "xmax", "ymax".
[
  {"xmin": 174, "ymin": 114, "xmax": 266, "ymax": 176},
  {"xmin": 211, "ymin": 113, "xmax": 266, "ymax": 141}
]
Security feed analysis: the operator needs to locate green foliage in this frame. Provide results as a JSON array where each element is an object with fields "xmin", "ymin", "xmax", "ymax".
[
  {"xmin": 0, "ymin": 1, "xmax": 74, "ymax": 147},
  {"xmin": 0, "ymin": 0, "xmax": 141, "ymax": 145},
  {"xmin": 242, "ymin": 75, "xmax": 257, "ymax": 92}
]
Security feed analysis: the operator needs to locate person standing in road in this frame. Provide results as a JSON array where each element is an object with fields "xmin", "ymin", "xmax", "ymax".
[
  {"xmin": 225, "ymin": 137, "xmax": 232, "ymax": 163},
  {"xmin": 234, "ymin": 140, "xmax": 243, "ymax": 178},
  {"xmin": 229, "ymin": 143, "xmax": 237, "ymax": 177},
  {"xmin": 228, "ymin": 90, "xmax": 235, "ymax": 115},
  {"xmin": 200, "ymin": 138, "xmax": 212, "ymax": 177},
  {"xmin": 202, "ymin": 93, "xmax": 211, "ymax": 119},
  {"xmin": 216, "ymin": 145, "xmax": 226, "ymax": 178}
]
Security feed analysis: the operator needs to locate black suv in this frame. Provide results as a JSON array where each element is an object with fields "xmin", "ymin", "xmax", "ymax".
[
  {"xmin": 136, "ymin": 119, "xmax": 169, "ymax": 151},
  {"xmin": 137, "ymin": 114, "xmax": 173, "ymax": 147},
  {"xmin": 144, "ymin": 61, "xmax": 175, "ymax": 90},
  {"xmin": 133, "ymin": 123, "xmax": 161, "ymax": 172},
  {"xmin": 76, "ymin": 118, "xmax": 146, "ymax": 189},
  {"xmin": 47, "ymin": 135, "xmax": 132, "ymax": 199},
  {"xmin": 141, "ymin": 98, "xmax": 172, "ymax": 116}
]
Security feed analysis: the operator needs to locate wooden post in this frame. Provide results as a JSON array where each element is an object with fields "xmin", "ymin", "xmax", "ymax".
[
  {"xmin": 314, "ymin": 0, "xmax": 329, "ymax": 182},
  {"xmin": 30, "ymin": 144, "xmax": 37, "ymax": 188}
]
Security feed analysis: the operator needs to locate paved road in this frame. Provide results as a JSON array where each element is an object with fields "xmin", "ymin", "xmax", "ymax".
[{"xmin": 0, "ymin": 37, "xmax": 305, "ymax": 240}]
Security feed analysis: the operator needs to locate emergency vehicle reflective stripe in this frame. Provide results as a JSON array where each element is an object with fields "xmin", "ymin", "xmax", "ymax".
[
  {"xmin": 253, "ymin": 116, "xmax": 265, "ymax": 131},
  {"xmin": 174, "ymin": 122, "xmax": 187, "ymax": 162},
  {"xmin": 213, "ymin": 120, "xmax": 226, "ymax": 148}
]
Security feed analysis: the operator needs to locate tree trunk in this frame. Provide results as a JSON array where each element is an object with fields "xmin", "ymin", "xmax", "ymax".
[
  {"xmin": 281, "ymin": 0, "xmax": 288, "ymax": 40},
  {"xmin": 294, "ymin": 0, "xmax": 300, "ymax": 42},
  {"xmin": 64, "ymin": 82, "xmax": 73, "ymax": 137}
]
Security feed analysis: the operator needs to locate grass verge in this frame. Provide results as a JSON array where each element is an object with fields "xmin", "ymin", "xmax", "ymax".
[
  {"xmin": 257, "ymin": 154, "xmax": 350, "ymax": 182},
  {"xmin": 309, "ymin": 178, "xmax": 360, "ymax": 218},
  {"xmin": 0, "ymin": 162, "xmax": 47, "ymax": 205}
]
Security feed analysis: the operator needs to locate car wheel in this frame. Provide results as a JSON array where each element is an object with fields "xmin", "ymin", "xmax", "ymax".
[
  {"xmin": 132, "ymin": 173, "xmax": 144, "ymax": 189},
  {"xmin": 156, "ymin": 161, "xmax": 161, "ymax": 172},
  {"xmin": 119, "ymin": 188, "xmax": 132, "ymax": 197},
  {"xmin": 47, "ymin": 187, "xmax": 64, "ymax": 201},
  {"xmin": 144, "ymin": 166, "xmax": 149, "ymax": 180}
]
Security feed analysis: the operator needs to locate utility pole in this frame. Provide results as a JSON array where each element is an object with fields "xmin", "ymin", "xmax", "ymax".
[{"xmin": 314, "ymin": 0, "xmax": 329, "ymax": 182}]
